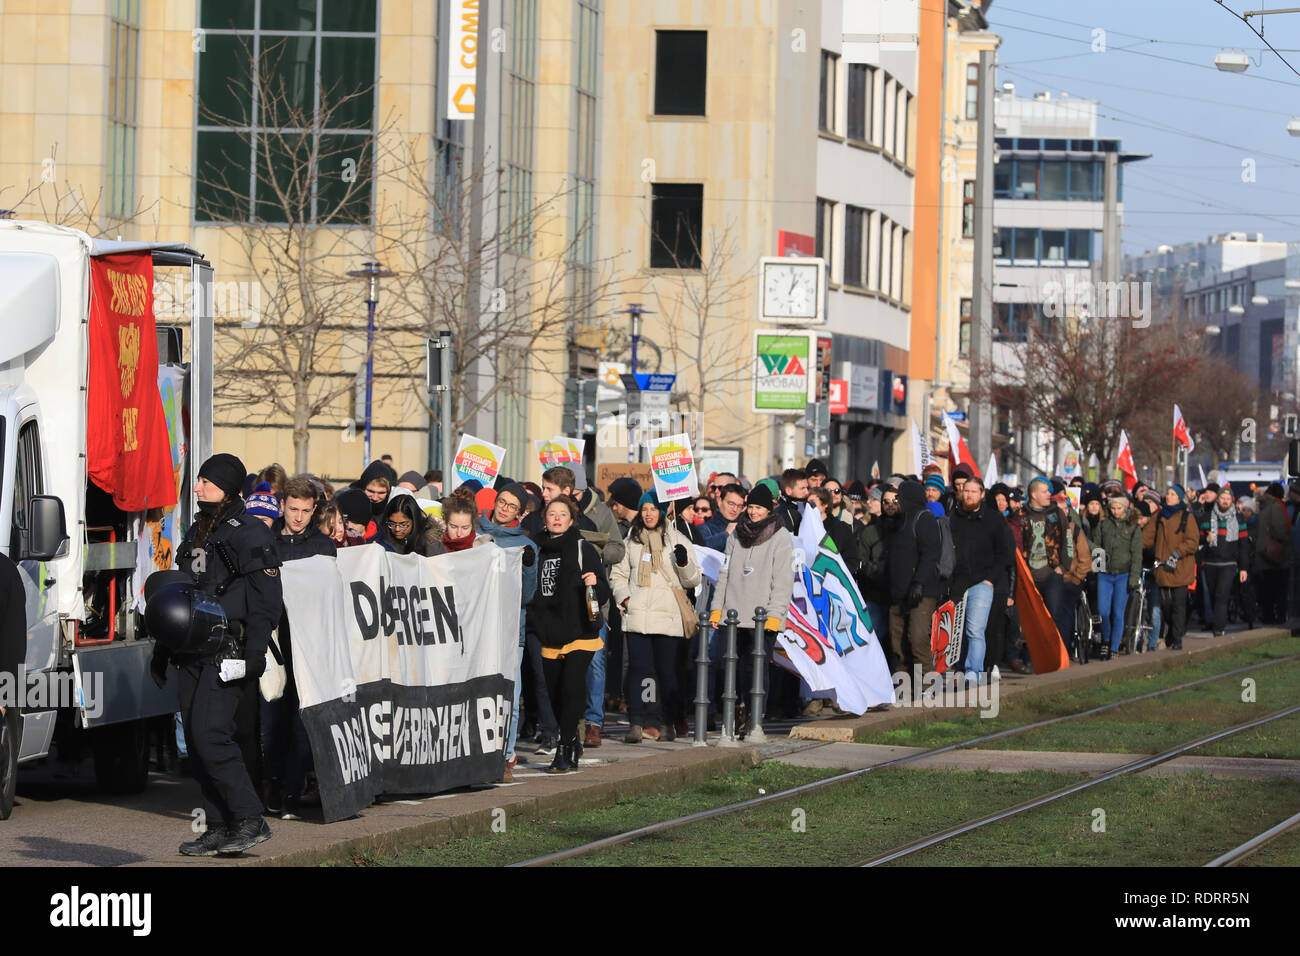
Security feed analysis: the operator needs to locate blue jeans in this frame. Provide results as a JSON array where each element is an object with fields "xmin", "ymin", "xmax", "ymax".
[
  {"xmin": 1146, "ymin": 576, "xmax": 1161, "ymax": 649},
  {"xmin": 1097, "ymin": 572, "xmax": 1130, "ymax": 652},
  {"xmin": 505, "ymin": 619, "xmax": 526, "ymax": 762},
  {"xmin": 962, "ymin": 582, "xmax": 994, "ymax": 680},
  {"xmin": 584, "ymin": 622, "xmax": 607, "ymax": 725}
]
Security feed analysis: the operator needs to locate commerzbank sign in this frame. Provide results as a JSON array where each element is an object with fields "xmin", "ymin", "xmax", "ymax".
[{"xmin": 446, "ymin": 0, "xmax": 479, "ymax": 119}]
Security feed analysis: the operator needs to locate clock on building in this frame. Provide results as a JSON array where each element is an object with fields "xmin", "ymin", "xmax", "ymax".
[{"xmin": 758, "ymin": 256, "xmax": 826, "ymax": 324}]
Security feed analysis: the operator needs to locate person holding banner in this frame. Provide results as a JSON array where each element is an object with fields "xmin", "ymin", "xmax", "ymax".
[
  {"xmin": 527, "ymin": 496, "xmax": 611, "ymax": 773},
  {"xmin": 708, "ymin": 483, "xmax": 793, "ymax": 729},
  {"xmin": 479, "ymin": 484, "xmax": 539, "ymax": 782},
  {"xmin": 610, "ymin": 492, "xmax": 702, "ymax": 743}
]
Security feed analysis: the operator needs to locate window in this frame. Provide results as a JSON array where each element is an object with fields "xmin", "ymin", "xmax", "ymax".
[
  {"xmin": 433, "ymin": 120, "xmax": 465, "ymax": 238},
  {"xmin": 847, "ymin": 64, "xmax": 872, "ymax": 141},
  {"xmin": 11, "ymin": 421, "xmax": 42, "ymax": 556},
  {"xmin": 570, "ymin": 0, "xmax": 601, "ymax": 323},
  {"xmin": 194, "ymin": 0, "xmax": 378, "ymax": 223},
  {"xmin": 1040, "ymin": 161, "xmax": 1068, "ymax": 200},
  {"xmin": 1067, "ymin": 230, "xmax": 1092, "ymax": 263},
  {"xmin": 650, "ymin": 183, "xmax": 703, "ymax": 269},
  {"xmin": 844, "ymin": 205, "xmax": 868, "ymax": 288},
  {"xmin": 959, "ymin": 298, "xmax": 972, "ymax": 356},
  {"xmin": 815, "ymin": 198, "xmax": 835, "ymax": 277},
  {"xmin": 964, "ymin": 63, "xmax": 979, "ymax": 120},
  {"xmin": 1069, "ymin": 160, "xmax": 1097, "ymax": 200},
  {"xmin": 962, "ymin": 180, "xmax": 975, "ymax": 239},
  {"xmin": 993, "ymin": 161, "xmax": 1010, "ymax": 198},
  {"xmin": 1014, "ymin": 160, "xmax": 1037, "ymax": 199},
  {"xmin": 655, "ymin": 30, "xmax": 706, "ymax": 115},
  {"xmin": 892, "ymin": 222, "xmax": 906, "ymax": 301},
  {"xmin": 107, "ymin": 0, "xmax": 140, "ymax": 219},
  {"xmin": 1013, "ymin": 229, "xmax": 1037, "ymax": 261},
  {"xmin": 875, "ymin": 214, "xmax": 891, "ymax": 293},
  {"xmin": 1041, "ymin": 230, "xmax": 1066, "ymax": 262},
  {"xmin": 881, "ymin": 76, "xmax": 896, "ymax": 155},
  {"xmin": 819, "ymin": 51, "xmax": 839, "ymax": 133},
  {"xmin": 895, "ymin": 87, "xmax": 911, "ymax": 164},
  {"xmin": 503, "ymin": 0, "xmax": 538, "ymax": 254}
]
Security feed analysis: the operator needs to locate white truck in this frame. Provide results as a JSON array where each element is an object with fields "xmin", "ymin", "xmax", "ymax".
[{"xmin": 0, "ymin": 220, "xmax": 214, "ymax": 817}]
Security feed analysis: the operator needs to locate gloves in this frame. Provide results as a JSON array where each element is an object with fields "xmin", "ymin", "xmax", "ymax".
[
  {"xmin": 522, "ymin": 548, "xmax": 535, "ymax": 567},
  {"xmin": 149, "ymin": 653, "xmax": 169, "ymax": 690},
  {"xmin": 243, "ymin": 650, "xmax": 267, "ymax": 681},
  {"xmin": 764, "ymin": 616, "xmax": 783, "ymax": 633},
  {"xmin": 906, "ymin": 581, "xmax": 924, "ymax": 610},
  {"xmin": 708, "ymin": 609, "xmax": 722, "ymax": 628},
  {"xmin": 674, "ymin": 544, "xmax": 689, "ymax": 567},
  {"xmin": 1163, "ymin": 552, "xmax": 1180, "ymax": 571}
]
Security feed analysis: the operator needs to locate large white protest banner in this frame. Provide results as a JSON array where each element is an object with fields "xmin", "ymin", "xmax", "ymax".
[
  {"xmin": 776, "ymin": 510, "xmax": 896, "ymax": 713},
  {"xmin": 281, "ymin": 544, "xmax": 521, "ymax": 822}
]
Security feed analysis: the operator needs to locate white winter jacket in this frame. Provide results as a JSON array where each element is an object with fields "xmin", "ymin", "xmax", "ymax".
[{"xmin": 610, "ymin": 522, "xmax": 702, "ymax": 637}]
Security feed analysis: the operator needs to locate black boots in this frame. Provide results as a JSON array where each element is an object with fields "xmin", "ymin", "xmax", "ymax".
[{"xmin": 546, "ymin": 738, "xmax": 581, "ymax": 773}]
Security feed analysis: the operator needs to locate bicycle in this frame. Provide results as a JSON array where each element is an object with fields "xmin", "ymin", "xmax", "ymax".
[{"xmin": 1074, "ymin": 584, "xmax": 1102, "ymax": 664}]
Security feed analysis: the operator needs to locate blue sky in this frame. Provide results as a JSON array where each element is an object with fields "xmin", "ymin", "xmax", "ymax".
[{"xmin": 989, "ymin": 0, "xmax": 1300, "ymax": 254}]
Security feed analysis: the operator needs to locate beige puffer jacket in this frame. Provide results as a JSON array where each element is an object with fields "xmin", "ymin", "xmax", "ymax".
[{"xmin": 610, "ymin": 522, "xmax": 702, "ymax": 637}]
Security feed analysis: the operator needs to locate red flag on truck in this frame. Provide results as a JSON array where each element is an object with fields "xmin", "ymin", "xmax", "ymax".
[{"xmin": 87, "ymin": 253, "xmax": 177, "ymax": 511}]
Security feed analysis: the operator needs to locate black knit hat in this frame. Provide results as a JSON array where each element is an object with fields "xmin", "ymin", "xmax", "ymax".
[
  {"xmin": 609, "ymin": 477, "xmax": 643, "ymax": 512},
  {"xmin": 804, "ymin": 457, "xmax": 828, "ymax": 478},
  {"xmin": 198, "ymin": 453, "xmax": 247, "ymax": 496},
  {"xmin": 746, "ymin": 483, "xmax": 776, "ymax": 511},
  {"xmin": 335, "ymin": 488, "xmax": 372, "ymax": 526},
  {"xmin": 846, "ymin": 479, "xmax": 867, "ymax": 500}
]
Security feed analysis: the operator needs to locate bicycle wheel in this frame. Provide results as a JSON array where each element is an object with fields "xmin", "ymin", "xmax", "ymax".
[{"xmin": 1075, "ymin": 597, "xmax": 1091, "ymax": 664}]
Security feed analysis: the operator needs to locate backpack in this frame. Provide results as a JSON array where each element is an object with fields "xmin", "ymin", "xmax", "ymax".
[{"xmin": 911, "ymin": 509, "xmax": 956, "ymax": 581}]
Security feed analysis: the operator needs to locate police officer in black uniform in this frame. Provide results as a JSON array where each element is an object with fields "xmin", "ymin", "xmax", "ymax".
[{"xmin": 149, "ymin": 453, "xmax": 283, "ymax": 856}]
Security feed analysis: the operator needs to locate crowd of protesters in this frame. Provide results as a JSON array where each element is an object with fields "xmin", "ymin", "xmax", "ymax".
[{"xmin": 193, "ymin": 450, "xmax": 1299, "ymax": 817}]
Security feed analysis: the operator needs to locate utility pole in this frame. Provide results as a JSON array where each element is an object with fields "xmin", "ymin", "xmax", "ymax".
[{"xmin": 968, "ymin": 48, "xmax": 996, "ymax": 469}]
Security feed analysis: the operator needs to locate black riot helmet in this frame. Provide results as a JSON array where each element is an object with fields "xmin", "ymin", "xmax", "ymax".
[{"xmin": 144, "ymin": 576, "xmax": 230, "ymax": 657}]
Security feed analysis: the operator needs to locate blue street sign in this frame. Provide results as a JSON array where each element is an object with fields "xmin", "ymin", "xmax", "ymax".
[{"xmin": 621, "ymin": 373, "xmax": 676, "ymax": 392}]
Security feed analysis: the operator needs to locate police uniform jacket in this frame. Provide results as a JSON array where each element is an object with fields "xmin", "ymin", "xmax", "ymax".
[{"xmin": 179, "ymin": 500, "xmax": 283, "ymax": 664}]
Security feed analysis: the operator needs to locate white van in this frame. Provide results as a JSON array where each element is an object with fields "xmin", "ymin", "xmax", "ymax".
[{"xmin": 0, "ymin": 220, "xmax": 214, "ymax": 817}]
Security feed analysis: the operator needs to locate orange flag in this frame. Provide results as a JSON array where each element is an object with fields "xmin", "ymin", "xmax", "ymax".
[{"xmin": 1013, "ymin": 549, "xmax": 1071, "ymax": 674}]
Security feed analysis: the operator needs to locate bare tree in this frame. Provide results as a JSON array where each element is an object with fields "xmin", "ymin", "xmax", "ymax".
[
  {"xmin": 375, "ymin": 157, "xmax": 624, "ymax": 439},
  {"xmin": 972, "ymin": 313, "xmax": 1206, "ymax": 475},
  {"xmin": 649, "ymin": 221, "xmax": 767, "ymax": 447},
  {"xmin": 1, "ymin": 142, "xmax": 161, "ymax": 235}
]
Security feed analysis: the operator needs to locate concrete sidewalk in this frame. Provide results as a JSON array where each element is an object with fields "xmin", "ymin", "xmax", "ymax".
[{"xmin": 790, "ymin": 626, "xmax": 1296, "ymax": 742}]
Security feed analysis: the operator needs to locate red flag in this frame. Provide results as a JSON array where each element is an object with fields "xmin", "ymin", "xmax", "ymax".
[
  {"xmin": 1173, "ymin": 404, "xmax": 1195, "ymax": 452},
  {"xmin": 1013, "ymin": 550, "xmax": 1070, "ymax": 674},
  {"xmin": 943, "ymin": 413, "xmax": 981, "ymax": 479},
  {"xmin": 87, "ymin": 253, "xmax": 177, "ymax": 511},
  {"xmin": 1116, "ymin": 429, "xmax": 1138, "ymax": 492}
]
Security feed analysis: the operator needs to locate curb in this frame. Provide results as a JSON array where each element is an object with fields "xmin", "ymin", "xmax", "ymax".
[
  {"xmin": 237, "ymin": 746, "xmax": 761, "ymax": 867},
  {"xmin": 788, "ymin": 627, "xmax": 1296, "ymax": 742}
]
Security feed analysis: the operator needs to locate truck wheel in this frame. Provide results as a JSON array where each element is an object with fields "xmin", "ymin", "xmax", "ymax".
[
  {"xmin": 0, "ymin": 707, "xmax": 21, "ymax": 820},
  {"xmin": 91, "ymin": 720, "xmax": 150, "ymax": 794}
]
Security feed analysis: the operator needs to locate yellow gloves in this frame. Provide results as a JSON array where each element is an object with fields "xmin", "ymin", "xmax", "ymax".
[
  {"xmin": 764, "ymin": 616, "xmax": 783, "ymax": 632},
  {"xmin": 708, "ymin": 609, "xmax": 722, "ymax": 626}
]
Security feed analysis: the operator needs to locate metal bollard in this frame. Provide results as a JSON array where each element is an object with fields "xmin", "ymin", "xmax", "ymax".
[
  {"xmin": 719, "ymin": 609, "xmax": 740, "ymax": 747},
  {"xmin": 693, "ymin": 610, "xmax": 710, "ymax": 747},
  {"xmin": 748, "ymin": 606, "xmax": 769, "ymax": 743}
]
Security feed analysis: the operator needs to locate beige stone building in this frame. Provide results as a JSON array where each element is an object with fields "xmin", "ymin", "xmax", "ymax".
[{"xmin": 0, "ymin": 0, "xmax": 599, "ymax": 483}]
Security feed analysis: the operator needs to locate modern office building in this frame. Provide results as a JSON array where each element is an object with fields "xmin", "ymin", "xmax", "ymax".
[{"xmin": 988, "ymin": 85, "xmax": 1147, "ymax": 478}]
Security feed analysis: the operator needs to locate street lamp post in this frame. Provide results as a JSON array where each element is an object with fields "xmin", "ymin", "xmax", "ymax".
[
  {"xmin": 347, "ymin": 260, "xmax": 397, "ymax": 466},
  {"xmin": 617, "ymin": 302, "xmax": 655, "ymax": 375}
]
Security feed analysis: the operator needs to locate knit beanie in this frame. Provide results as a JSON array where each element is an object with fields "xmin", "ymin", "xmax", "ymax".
[
  {"xmin": 245, "ymin": 482, "xmax": 280, "ymax": 520},
  {"xmin": 609, "ymin": 477, "xmax": 643, "ymax": 512},
  {"xmin": 746, "ymin": 483, "xmax": 776, "ymax": 511},
  {"xmin": 924, "ymin": 474, "xmax": 946, "ymax": 494},
  {"xmin": 638, "ymin": 490, "xmax": 662, "ymax": 511},
  {"xmin": 198, "ymin": 453, "xmax": 247, "ymax": 496}
]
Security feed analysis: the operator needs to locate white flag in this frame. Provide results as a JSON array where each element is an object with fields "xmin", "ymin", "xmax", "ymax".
[{"xmin": 776, "ymin": 509, "xmax": 896, "ymax": 714}]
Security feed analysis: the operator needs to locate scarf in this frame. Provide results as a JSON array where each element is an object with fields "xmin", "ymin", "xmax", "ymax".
[
  {"xmin": 736, "ymin": 511, "xmax": 781, "ymax": 549},
  {"xmin": 1207, "ymin": 506, "xmax": 1238, "ymax": 548},
  {"xmin": 443, "ymin": 530, "xmax": 477, "ymax": 552},
  {"xmin": 637, "ymin": 525, "xmax": 666, "ymax": 587},
  {"xmin": 1160, "ymin": 502, "xmax": 1186, "ymax": 520}
]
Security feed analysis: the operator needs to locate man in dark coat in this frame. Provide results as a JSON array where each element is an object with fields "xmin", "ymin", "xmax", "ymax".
[
  {"xmin": 887, "ymin": 479, "xmax": 941, "ymax": 679},
  {"xmin": 948, "ymin": 477, "xmax": 1011, "ymax": 680}
]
